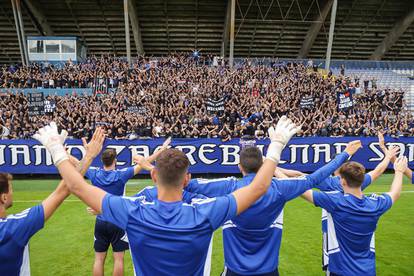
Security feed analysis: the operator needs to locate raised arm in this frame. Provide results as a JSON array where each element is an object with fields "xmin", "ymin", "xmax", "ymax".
[
  {"xmin": 274, "ymin": 168, "xmax": 289, "ymax": 178},
  {"xmin": 34, "ymin": 124, "xmax": 107, "ymax": 213},
  {"xmin": 278, "ymin": 141, "xmax": 361, "ymax": 201},
  {"xmin": 56, "ymin": 161, "xmax": 107, "ymax": 212},
  {"xmin": 147, "ymin": 137, "xmax": 171, "ymax": 163},
  {"xmin": 387, "ymin": 156, "xmax": 408, "ymax": 203},
  {"xmin": 184, "ymin": 177, "xmax": 238, "ymax": 197},
  {"xmin": 378, "ymin": 131, "xmax": 413, "ymax": 182},
  {"xmin": 305, "ymin": 141, "xmax": 361, "ymax": 186},
  {"xmin": 368, "ymin": 146, "xmax": 399, "ymax": 182},
  {"xmin": 275, "ymin": 167, "xmax": 306, "ymax": 178},
  {"xmin": 232, "ymin": 116, "xmax": 300, "ymax": 215},
  {"xmin": 299, "ymin": 141, "xmax": 362, "ymax": 202},
  {"xmin": 41, "ymin": 181, "xmax": 70, "ymax": 222},
  {"xmin": 40, "ymin": 127, "xmax": 104, "ymax": 221},
  {"xmin": 301, "ymin": 189, "xmax": 314, "ymax": 204},
  {"xmin": 132, "ymin": 137, "xmax": 171, "ymax": 175}
]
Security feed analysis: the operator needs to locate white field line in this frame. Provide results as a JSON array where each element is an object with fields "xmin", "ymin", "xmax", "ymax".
[
  {"xmin": 126, "ymin": 181, "xmax": 149, "ymax": 185},
  {"xmin": 13, "ymin": 190, "xmax": 414, "ymax": 203}
]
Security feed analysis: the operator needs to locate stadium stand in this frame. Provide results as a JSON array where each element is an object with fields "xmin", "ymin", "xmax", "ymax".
[
  {"xmin": 0, "ymin": 54, "xmax": 412, "ymax": 140},
  {"xmin": 0, "ymin": 0, "xmax": 413, "ymax": 139},
  {"xmin": 332, "ymin": 68, "xmax": 411, "ymax": 91},
  {"xmin": 331, "ymin": 67, "xmax": 414, "ymax": 111},
  {"xmin": 0, "ymin": 0, "xmax": 414, "ymax": 63},
  {"xmin": 1, "ymin": 1, "xmax": 414, "ymax": 275}
]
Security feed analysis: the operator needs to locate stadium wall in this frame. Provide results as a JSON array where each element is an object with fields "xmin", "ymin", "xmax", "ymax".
[{"xmin": 0, "ymin": 137, "xmax": 413, "ymax": 174}]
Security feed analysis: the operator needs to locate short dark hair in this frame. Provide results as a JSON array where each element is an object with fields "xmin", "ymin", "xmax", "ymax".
[
  {"xmin": 338, "ymin": 161, "xmax": 366, "ymax": 188},
  {"xmin": 240, "ymin": 147, "xmax": 263, "ymax": 173},
  {"xmin": 101, "ymin": 148, "xmax": 117, "ymax": 167},
  {"xmin": 0, "ymin": 173, "xmax": 12, "ymax": 194},
  {"xmin": 155, "ymin": 149, "xmax": 190, "ymax": 187}
]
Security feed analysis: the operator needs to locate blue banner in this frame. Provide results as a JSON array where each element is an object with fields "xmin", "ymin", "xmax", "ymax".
[
  {"xmin": 337, "ymin": 90, "xmax": 354, "ymax": 110},
  {"xmin": 0, "ymin": 137, "xmax": 413, "ymax": 174}
]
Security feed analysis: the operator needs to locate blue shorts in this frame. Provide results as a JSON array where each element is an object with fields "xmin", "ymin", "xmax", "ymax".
[
  {"xmin": 94, "ymin": 218, "xmax": 129, "ymax": 252},
  {"xmin": 222, "ymin": 267, "xmax": 279, "ymax": 276}
]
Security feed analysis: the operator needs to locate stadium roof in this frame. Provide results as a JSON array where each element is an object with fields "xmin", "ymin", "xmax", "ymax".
[{"xmin": 1, "ymin": 0, "xmax": 414, "ymax": 64}]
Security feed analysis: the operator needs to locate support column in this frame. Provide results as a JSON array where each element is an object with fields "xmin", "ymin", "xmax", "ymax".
[
  {"xmin": 124, "ymin": 0, "xmax": 131, "ymax": 65},
  {"xmin": 128, "ymin": 0, "xmax": 144, "ymax": 55},
  {"xmin": 229, "ymin": 0, "xmax": 235, "ymax": 69},
  {"xmin": 220, "ymin": 0, "xmax": 231, "ymax": 57},
  {"xmin": 325, "ymin": 0, "xmax": 337, "ymax": 71},
  {"xmin": 11, "ymin": 0, "xmax": 27, "ymax": 65},
  {"xmin": 22, "ymin": 0, "xmax": 54, "ymax": 36},
  {"xmin": 298, "ymin": 0, "xmax": 333, "ymax": 59},
  {"xmin": 370, "ymin": 8, "xmax": 414, "ymax": 60},
  {"xmin": 16, "ymin": 0, "xmax": 28, "ymax": 65}
]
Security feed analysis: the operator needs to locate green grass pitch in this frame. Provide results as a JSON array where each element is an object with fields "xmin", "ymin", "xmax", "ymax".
[{"xmin": 8, "ymin": 174, "xmax": 414, "ymax": 275}]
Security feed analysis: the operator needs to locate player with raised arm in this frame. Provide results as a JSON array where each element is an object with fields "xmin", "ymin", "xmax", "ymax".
[
  {"xmin": 276, "ymin": 136, "xmax": 399, "ymax": 273},
  {"xmin": 87, "ymin": 157, "xmax": 214, "ymax": 276},
  {"xmin": 275, "ymin": 132, "xmax": 398, "ymax": 185},
  {"xmin": 33, "ymin": 115, "xmax": 300, "ymax": 275},
  {"xmin": 83, "ymin": 138, "xmax": 170, "ymax": 276},
  {"xmin": 0, "ymin": 124, "xmax": 104, "ymax": 276},
  {"xmin": 378, "ymin": 132, "xmax": 414, "ymax": 183},
  {"xmin": 301, "ymin": 156, "xmax": 408, "ymax": 276},
  {"xmin": 184, "ymin": 141, "xmax": 361, "ymax": 275},
  {"xmin": 87, "ymin": 164, "xmax": 214, "ymax": 276}
]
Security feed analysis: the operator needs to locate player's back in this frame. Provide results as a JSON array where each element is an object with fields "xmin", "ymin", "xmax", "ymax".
[
  {"xmin": 230, "ymin": 175, "xmax": 285, "ymax": 229},
  {"xmin": 134, "ymin": 185, "xmax": 208, "ymax": 203},
  {"xmin": 101, "ymin": 193, "xmax": 236, "ymax": 276},
  {"xmin": 314, "ymin": 191, "xmax": 392, "ymax": 275},
  {"xmin": 86, "ymin": 166, "xmax": 134, "ymax": 196},
  {"xmin": 0, "ymin": 206, "xmax": 44, "ymax": 276},
  {"xmin": 185, "ymin": 151, "xmax": 351, "ymax": 274},
  {"xmin": 317, "ymin": 174, "xmax": 373, "ymax": 270},
  {"xmin": 222, "ymin": 174, "xmax": 289, "ymax": 274}
]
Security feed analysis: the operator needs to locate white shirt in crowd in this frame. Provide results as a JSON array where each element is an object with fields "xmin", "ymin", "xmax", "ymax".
[
  {"xmin": 154, "ymin": 125, "xmax": 163, "ymax": 137},
  {"xmin": 1, "ymin": 125, "xmax": 10, "ymax": 139},
  {"xmin": 212, "ymin": 57, "xmax": 219, "ymax": 67}
]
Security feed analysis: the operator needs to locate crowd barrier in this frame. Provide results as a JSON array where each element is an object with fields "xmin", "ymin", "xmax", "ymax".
[{"xmin": 0, "ymin": 137, "xmax": 413, "ymax": 174}]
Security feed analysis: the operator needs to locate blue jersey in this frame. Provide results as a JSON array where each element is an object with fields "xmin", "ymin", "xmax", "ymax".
[
  {"xmin": 86, "ymin": 166, "xmax": 134, "ymax": 196},
  {"xmin": 0, "ymin": 205, "xmax": 44, "ymax": 276},
  {"xmin": 100, "ymin": 192, "xmax": 237, "ymax": 276},
  {"xmin": 134, "ymin": 186, "xmax": 208, "ymax": 203},
  {"xmin": 185, "ymin": 152, "xmax": 350, "ymax": 275},
  {"xmin": 318, "ymin": 174, "xmax": 372, "ymax": 231},
  {"xmin": 313, "ymin": 190, "xmax": 393, "ymax": 276},
  {"xmin": 132, "ymin": 186, "xmax": 213, "ymax": 276},
  {"xmin": 317, "ymin": 174, "xmax": 372, "ymax": 268},
  {"xmin": 316, "ymin": 174, "xmax": 372, "ymax": 193},
  {"xmin": 86, "ymin": 166, "xmax": 134, "ymax": 220},
  {"xmin": 412, "ymin": 172, "xmax": 414, "ymax": 184}
]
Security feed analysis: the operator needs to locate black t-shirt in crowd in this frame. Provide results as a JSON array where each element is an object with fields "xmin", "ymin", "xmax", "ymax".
[
  {"xmin": 143, "ymin": 126, "xmax": 152, "ymax": 137},
  {"xmin": 243, "ymin": 125, "xmax": 255, "ymax": 136}
]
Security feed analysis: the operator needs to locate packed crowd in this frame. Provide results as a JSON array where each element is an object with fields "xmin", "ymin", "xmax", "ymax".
[{"xmin": 0, "ymin": 54, "xmax": 412, "ymax": 140}]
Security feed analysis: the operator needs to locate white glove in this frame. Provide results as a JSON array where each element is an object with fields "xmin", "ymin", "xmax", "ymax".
[
  {"xmin": 33, "ymin": 122, "xmax": 68, "ymax": 166},
  {"xmin": 266, "ymin": 116, "xmax": 301, "ymax": 163}
]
